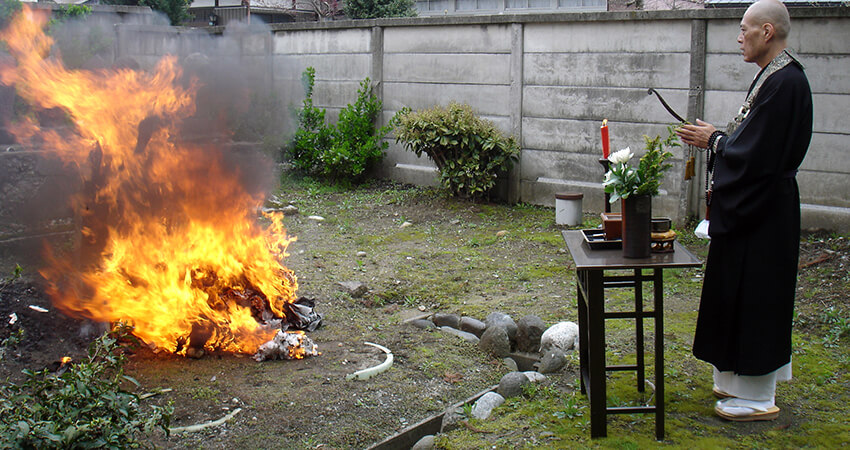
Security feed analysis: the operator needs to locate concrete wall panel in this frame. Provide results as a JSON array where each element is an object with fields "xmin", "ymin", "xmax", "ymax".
[
  {"xmin": 522, "ymin": 117, "xmax": 680, "ymax": 158},
  {"xmin": 703, "ymin": 90, "xmax": 745, "ymax": 125},
  {"xmin": 800, "ymin": 133, "xmax": 850, "ymax": 174},
  {"xmin": 384, "ymin": 54, "xmax": 511, "ymax": 84},
  {"xmin": 383, "ymin": 82, "xmax": 511, "ymax": 118},
  {"xmin": 312, "ymin": 81, "xmax": 364, "ymax": 108},
  {"xmin": 705, "ymin": 19, "xmax": 741, "ymax": 54},
  {"xmin": 274, "ymin": 29, "xmax": 371, "ymax": 54},
  {"xmin": 799, "ymin": 171, "xmax": 850, "ymax": 208},
  {"xmin": 706, "ymin": 53, "xmax": 850, "ymax": 95},
  {"xmin": 524, "ymin": 86, "xmax": 690, "ymax": 124},
  {"xmin": 792, "ymin": 18, "xmax": 850, "ymax": 55},
  {"xmin": 525, "ymin": 52, "xmax": 691, "ymax": 89},
  {"xmin": 812, "ymin": 93, "xmax": 849, "ymax": 135},
  {"xmin": 384, "ymin": 25, "xmax": 511, "ymax": 53},
  {"xmin": 274, "ymin": 54, "xmax": 372, "ymax": 81},
  {"xmin": 525, "ymin": 21, "xmax": 691, "ymax": 53}
]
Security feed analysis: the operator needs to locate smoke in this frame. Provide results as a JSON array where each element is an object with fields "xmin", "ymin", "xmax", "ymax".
[{"xmin": 0, "ymin": 8, "xmax": 290, "ymax": 273}]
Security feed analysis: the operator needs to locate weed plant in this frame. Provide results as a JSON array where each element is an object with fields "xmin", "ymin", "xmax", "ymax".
[{"xmin": 0, "ymin": 326, "xmax": 172, "ymax": 448}]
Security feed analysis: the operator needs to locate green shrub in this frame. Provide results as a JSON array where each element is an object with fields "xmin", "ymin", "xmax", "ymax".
[
  {"xmin": 0, "ymin": 326, "xmax": 172, "ymax": 448},
  {"xmin": 0, "ymin": 0, "xmax": 21, "ymax": 27},
  {"xmin": 393, "ymin": 102, "xmax": 520, "ymax": 198},
  {"xmin": 286, "ymin": 67, "xmax": 390, "ymax": 184},
  {"xmin": 343, "ymin": 0, "xmax": 417, "ymax": 19}
]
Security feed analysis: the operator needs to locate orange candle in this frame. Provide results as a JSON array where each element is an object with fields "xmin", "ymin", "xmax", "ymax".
[{"xmin": 601, "ymin": 119, "xmax": 610, "ymax": 158}]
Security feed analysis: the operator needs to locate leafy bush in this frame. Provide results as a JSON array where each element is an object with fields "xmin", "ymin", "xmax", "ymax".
[
  {"xmin": 0, "ymin": 0, "xmax": 21, "ymax": 27},
  {"xmin": 0, "ymin": 326, "xmax": 172, "ymax": 448},
  {"xmin": 286, "ymin": 67, "xmax": 390, "ymax": 184},
  {"xmin": 344, "ymin": 0, "xmax": 417, "ymax": 19},
  {"xmin": 393, "ymin": 102, "xmax": 520, "ymax": 198}
]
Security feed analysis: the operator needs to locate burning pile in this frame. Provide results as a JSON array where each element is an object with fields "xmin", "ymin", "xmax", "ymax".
[{"xmin": 0, "ymin": 7, "xmax": 318, "ymax": 357}]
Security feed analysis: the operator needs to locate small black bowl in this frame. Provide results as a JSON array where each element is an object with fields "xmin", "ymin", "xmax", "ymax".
[{"xmin": 651, "ymin": 217, "xmax": 672, "ymax": 233}]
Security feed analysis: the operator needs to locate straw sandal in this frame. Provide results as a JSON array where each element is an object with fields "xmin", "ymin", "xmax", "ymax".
[
  {"xmin": 714, "ymin": 400, "xmax": 780, "ymax": 422},
  {"xmin": 712, "ymin": 387, "xmax": 735, "ymax": 399}
]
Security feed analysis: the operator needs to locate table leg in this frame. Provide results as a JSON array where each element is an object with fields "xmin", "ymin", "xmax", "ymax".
[
  {"xmin": 577, "ymin": 271, "xmax": 589, "ymax": 395},
  {"xmin": 653, "ymin": 268, "xmax": 665, "ymax": 440},
  {"xmin": 587, "ymin": 269, "xmax": 607, "ymax": 438},
  {"xmin": 635, "ymin": 268, "xmax": 645, "ymax": 392}
]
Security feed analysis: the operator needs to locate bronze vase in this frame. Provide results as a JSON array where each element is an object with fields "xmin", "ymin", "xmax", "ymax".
[{"xmin": 621, "ymin": 194, "xmax": 652, "ymax": 258}]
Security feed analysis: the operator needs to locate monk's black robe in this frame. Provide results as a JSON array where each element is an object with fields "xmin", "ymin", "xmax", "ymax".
[{"xmin": 692, "ymin": 61, "xmax": 813, "ymax": 376}]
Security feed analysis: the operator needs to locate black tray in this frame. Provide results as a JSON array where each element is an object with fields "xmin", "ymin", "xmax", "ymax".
[{"xmin": 581, "ymin": 229, "xmax": 622, "ymax": 250}]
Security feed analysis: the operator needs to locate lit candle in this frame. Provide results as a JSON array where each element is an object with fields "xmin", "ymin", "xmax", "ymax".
[{"xmin": 601, "ymin": 119, "xmax": 610, "ymax": 158}]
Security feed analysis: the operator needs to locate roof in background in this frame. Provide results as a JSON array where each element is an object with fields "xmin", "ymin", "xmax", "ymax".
[{"xmin": 705, "ymin": 0, "xmax": 847, "ymax": 6}]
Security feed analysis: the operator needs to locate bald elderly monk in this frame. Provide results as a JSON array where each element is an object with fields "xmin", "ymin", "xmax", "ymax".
[{"xmin": 676, "ymin": 0, "xmax": 812, "ymax": 422}]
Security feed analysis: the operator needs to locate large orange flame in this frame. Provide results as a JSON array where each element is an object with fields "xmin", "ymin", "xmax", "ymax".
[{"xmin": 1, "ymin": 7, "xmax": 298, "ymax": 355}]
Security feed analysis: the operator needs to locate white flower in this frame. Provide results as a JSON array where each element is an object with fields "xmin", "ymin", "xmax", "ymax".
[{"xmin": 608, "ymin": 147, "xmax": 633, "ymax": 165}]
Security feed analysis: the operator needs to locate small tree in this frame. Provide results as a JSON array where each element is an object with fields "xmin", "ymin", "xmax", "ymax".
[
  {"xmin": 286, "ymin": 67, "xmax": 391, "ymax": 183},
  {"xmin": 100, "ymin": 0, "xmax": 191, "ymax": 26},
  {"xmin": 343, "ymin": 0, "xmax": 417, "ymax": 19},
  {"xmin": 0, "ymin": 0, "xmax": 21, "ymax": 27}
]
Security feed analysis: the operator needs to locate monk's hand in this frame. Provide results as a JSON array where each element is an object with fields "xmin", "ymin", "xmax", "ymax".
[{"xmin": 675, "ymin": 119, "xmax": 716, "ymax": 149}]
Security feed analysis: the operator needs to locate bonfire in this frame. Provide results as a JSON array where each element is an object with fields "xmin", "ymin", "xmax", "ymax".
[{"xmin": 0, "ymin": 7, "xmax": 318, "ymax": 358}]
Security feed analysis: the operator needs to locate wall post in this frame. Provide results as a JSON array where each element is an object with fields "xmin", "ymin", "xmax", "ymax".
[
  {"xmin": 508, "ymin": 22, "xmax": 523, "ymax": 204},
  {"xmin": 685, "ymin": 18, "xmax": 707, "ymax": 222}
]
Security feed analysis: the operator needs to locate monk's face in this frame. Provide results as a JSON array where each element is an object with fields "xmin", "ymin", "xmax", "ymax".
[{"xmin": 738, "ymin": 10, "xmax": 769, "ymax": 65}]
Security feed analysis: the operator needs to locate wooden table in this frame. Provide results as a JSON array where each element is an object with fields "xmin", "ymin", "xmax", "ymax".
[{"xmin": 562, "ymin": 230, "xmax": 702, "ymax": 440}]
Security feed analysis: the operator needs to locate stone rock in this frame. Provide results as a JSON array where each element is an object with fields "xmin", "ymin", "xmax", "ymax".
[
  {"xmin": 280, "ymin": 205, "xmax": 299, "ymax": 215},
  {"xmin": 516, "ymin": 315, "xmax": 546, "ymax": 353},
  {"xmin": 400, "ymin": 221, "xmax": 413, "ymax": 228},
  {"xmin": 337, "ymin": 281, "xmax": 368, "ymax": 298},
  {"xmin": 538, "ymin": 348, "xmax": 567, "ymax": 374},
  {"xmin": 502, "ymin": 357, "xmax": 518, "ymax": 372},
  {"xmin": 407, "ymin": 319, "xmax": 436, "ymax": 330},
  {"xmin": 497, "ymin": 371, "xmax": 530, "ymax": 398},
  {"xmin": 485, "ymin": 312, "xmax": 517, "ymax": 341},
  {"xmin": 471, "ymin": 392, "xmax": 505, "ymax": 420},
  {"xmin": 460, "ymin": 316, "xmax": 487, "ymax": 337},
  {"xmin": 439, "ymin": 326, "xmax": 480, "ymax": 343},
  {"xmin": 540, "ymin": 321, "xmax": 579, "ymax": 353},
  {"xmin": 507, "ymin": 352, "xmax": 541, "ymax": 372},
  {"xmin": 411, "ymin": 435, "xmax": 435, "ymax": 450},
  {"xmin": 523, "ymin": 371, "xmax": 548, "ymax": 383},
  {"xmin": 432, "ymin": 313, "xmax": 461, "ymax": 329},
  {"xmin": 478, "ymin": 324, "xmax": 511, "ymax": 358},
  {"xmin": 356, "ymin": 251, "xmax": 367, "ymax": 257},
  {"xmin": 307, "ymin": 215, "xmax": 325, "ymax": 222},
  {"xmin": 440, "ymin": 407, "xmax": 464, "ymax": 433}
]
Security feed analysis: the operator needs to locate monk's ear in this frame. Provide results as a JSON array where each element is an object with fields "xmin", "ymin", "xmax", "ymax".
[{"xmin": 763, "ymin": 23, "xmax": 776, "ymax": 41}]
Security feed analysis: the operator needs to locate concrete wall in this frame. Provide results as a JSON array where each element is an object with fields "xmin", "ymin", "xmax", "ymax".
[
  {"xmin": 262, "ymin": 9, "xmax": 850, "ymax": 231},
  {"xmin": 2, "ymin": 6, "xmax": 848, "ymax": 259}
]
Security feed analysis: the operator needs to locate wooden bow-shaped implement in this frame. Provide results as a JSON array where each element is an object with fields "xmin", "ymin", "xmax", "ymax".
[{"xmin": 647, "ymin": 88, "xmax": 695, "ymax": 180}]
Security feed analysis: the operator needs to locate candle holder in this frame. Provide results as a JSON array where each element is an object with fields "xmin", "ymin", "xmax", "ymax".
[{"xmin": 598, "ymin": 158, "xmax": 611, "ymax": 213}]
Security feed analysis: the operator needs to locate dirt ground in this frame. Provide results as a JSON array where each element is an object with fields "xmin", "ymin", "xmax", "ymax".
[{"xmin": 0, "ymin": 179, "xmax": 847, "ymax": 448}]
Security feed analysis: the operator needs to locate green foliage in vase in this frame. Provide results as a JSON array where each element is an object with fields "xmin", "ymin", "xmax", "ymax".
[
  {"xmin": 393, "ymin": 102, "xmax": 520, "ymax": 199},
  {"xmin": 602, "ymin": 126, "xmax": 677, "ymax": 203}
]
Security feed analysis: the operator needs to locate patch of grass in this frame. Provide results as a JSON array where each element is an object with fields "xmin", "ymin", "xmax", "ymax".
[{"xmin": 191, "ymin": 386, "xmax": 221, "ymax": 401}]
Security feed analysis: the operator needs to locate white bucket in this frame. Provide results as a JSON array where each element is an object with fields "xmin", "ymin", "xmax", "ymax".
[{"xmin": 555, "ymin": 192, "xmax": 583, "ymax": 226}]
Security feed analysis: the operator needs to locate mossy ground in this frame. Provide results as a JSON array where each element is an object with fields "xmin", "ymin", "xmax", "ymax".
[{"xmin": 1, "ymin": 175, "xmax": 847, "ymax": 448}]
